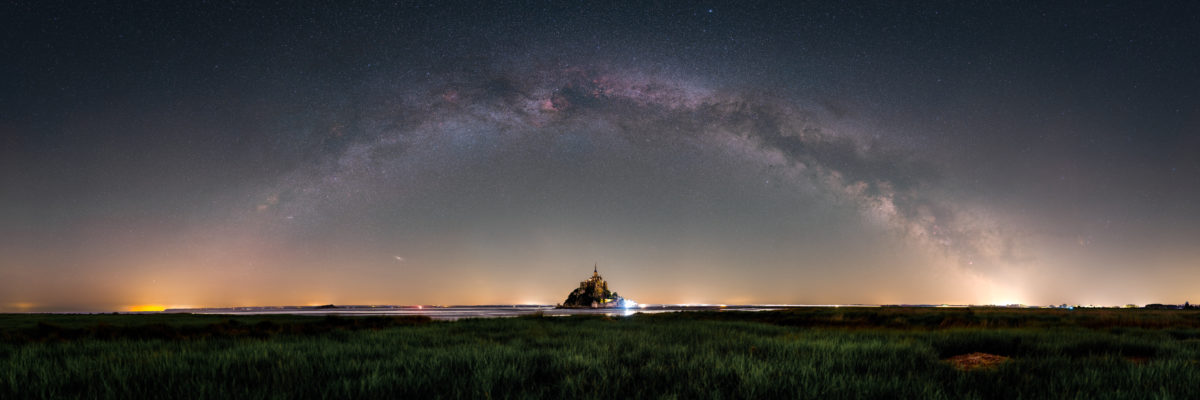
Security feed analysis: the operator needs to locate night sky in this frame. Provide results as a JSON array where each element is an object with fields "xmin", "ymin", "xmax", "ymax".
[{"xmin": 3, "ymin": 2, "xmax": 1198, "ymax": 311}]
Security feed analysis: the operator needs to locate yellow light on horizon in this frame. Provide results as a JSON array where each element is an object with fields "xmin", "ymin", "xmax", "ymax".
[
  {"xmin": 128, "ymin": 304, "xmax": 166, "ymax": 312},
  {"xmin": 6, "ymin": 302, "xmax": 37, "ymax": 312}
]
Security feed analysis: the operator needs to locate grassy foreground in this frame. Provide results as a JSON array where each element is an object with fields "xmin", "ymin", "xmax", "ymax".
[{"xmin": 3, "ymin": 308, "xmax": 1200, "ymax": 399}]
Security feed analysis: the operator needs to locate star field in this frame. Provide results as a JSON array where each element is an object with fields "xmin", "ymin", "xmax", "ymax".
[{"xmin": 2, "ymin": 1, "xmax": 1198, "ymax": 311}]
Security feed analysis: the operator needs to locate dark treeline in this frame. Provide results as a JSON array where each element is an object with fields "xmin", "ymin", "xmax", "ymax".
[
  {"xmin": 0, "ymin": 315, "xmax": 431, "ymax": 344},
  {"xmin": 1145, "ymin": 302, "xmax": 1196, "ymax": 310},
  {"xmin": 6, "ymin": 307, "xmax": 1200, "ymax": 344},
  {"xmin": 642, "ymin": 307, "xmax": 1200, "ymax": 330}
]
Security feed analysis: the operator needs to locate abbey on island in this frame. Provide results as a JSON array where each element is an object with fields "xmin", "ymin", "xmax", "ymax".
[{"xmin": 560, "ymin": 264, "xmax": 635, "ymax": 308}]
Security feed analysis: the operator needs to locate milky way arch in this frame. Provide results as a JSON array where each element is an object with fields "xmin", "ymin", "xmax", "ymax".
[{"xmin": 249, "ymin": 61, "xmax": 1020, "ymax": 275}]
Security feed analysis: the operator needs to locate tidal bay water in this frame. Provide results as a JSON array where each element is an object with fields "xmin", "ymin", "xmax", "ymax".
[{"xmin": 165, "ymin": 304, "xmax": 866, "ymax": 320}]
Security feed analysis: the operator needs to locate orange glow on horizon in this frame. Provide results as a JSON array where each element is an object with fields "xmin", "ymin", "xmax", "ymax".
[
  {"xmin": 6, "ymin": 302, "xmax": 37, "ymax": 312},
  {"xmin": 128, "ymin": 304, "xmax": 166, "ymax": 312}
]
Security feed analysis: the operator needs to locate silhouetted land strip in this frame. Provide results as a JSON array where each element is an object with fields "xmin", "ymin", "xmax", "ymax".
[
  {"xmin": 663, "ymin": 306, "xmax": 1200, "ymax": 330},
  {"xmin": 3, "ymin": 308, "xmax": 1200, "ymax": 399},
  {"xmin": 0, "ymin": 315, "xmax": 431, "ymax": 344}
]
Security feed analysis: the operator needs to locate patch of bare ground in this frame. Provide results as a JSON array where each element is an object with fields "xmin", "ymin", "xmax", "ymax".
[
  {"xmin": 1125, "ymin": 356, "xmax": 1149, "ymax": 365},
  {"xmin": 945, "ymin": 352, "xmax": 1010, "ymax": 370}
]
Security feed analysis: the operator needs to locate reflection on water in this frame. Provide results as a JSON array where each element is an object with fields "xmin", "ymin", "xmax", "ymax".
[{"xmin": 164, "ymin": 304, "xmax": 859, "ymax": 320}]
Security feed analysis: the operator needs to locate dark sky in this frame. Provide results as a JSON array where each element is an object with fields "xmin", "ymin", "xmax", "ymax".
[{"xmin": 3, "ymin": 1, "xmax": 1198, "ymax": 311}]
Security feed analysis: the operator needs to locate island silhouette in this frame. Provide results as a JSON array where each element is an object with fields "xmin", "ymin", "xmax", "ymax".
[{"xmin": 559, "ymin": 264, "xmax": 632, "ymax": 308}]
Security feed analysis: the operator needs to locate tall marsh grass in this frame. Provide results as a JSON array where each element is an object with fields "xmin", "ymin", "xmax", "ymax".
[{"xmin": 3, "ymin": 309, "xmax": 1199, "ymax": 399}]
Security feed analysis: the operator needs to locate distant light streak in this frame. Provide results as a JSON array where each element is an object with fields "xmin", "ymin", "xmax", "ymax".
[
  {"xmin": 127, "ymin": 304, "xmax": 166, "ymax": 312},
  {"xmin": 7, "ymin": 302, "xmax": 36, "ymax": 312}
]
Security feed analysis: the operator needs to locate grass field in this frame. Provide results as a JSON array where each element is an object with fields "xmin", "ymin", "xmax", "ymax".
[{"xmin": 3, "ymin": 308, "xmax": 1200, "ymax": 399}]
